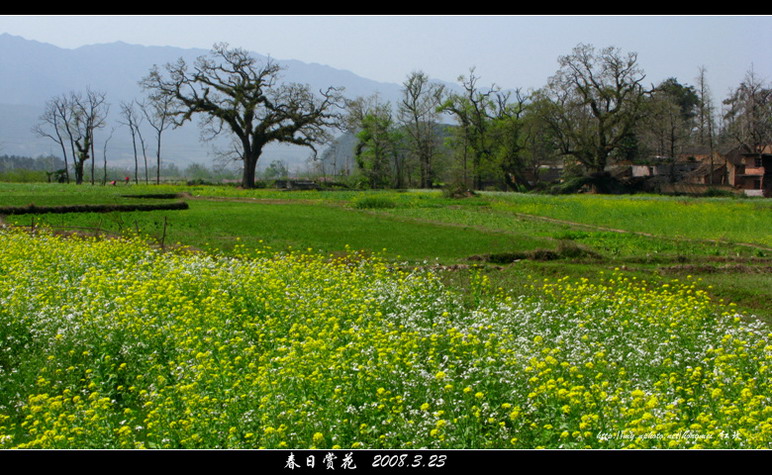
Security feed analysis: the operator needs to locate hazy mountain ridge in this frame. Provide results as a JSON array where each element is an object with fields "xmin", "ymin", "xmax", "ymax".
[{"xmin": 0, "ymin": 34, "xmax": 409, "ymax": 171}]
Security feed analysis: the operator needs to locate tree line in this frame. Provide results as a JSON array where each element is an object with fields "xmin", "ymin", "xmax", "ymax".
[
  {"xmin": 338, "ymin": 45, "xmax": 770, "ymax": 193},
  {"xmin": 0, "ymin": 154, "xmax": 64, "ymax": 173},
  {"xmin": 0, "ymin": 153, "xmax": 240, "ymax": 184},
  {"xmin": 33, "ymin": 42, "xmax": 772, "ymax": 193}
]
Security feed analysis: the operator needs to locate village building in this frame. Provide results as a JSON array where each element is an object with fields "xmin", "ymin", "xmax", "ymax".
[
  {"xmin": 725, "ymin": 145, "xmax": 772, "ymax": 197},
  {"xmin": 601, "ymin": 145, "xmax": 770, "ymax": 197}
]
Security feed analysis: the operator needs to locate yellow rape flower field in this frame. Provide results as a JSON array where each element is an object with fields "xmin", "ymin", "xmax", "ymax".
[{"xmin": 0, "ymin": 228, "xmax": 770, "ymax": 449}]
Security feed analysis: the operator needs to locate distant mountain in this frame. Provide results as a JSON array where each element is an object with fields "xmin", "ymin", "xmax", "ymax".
[{"xmin": 0, "ymin": 34, "xmax": 409, "ymax": 172}]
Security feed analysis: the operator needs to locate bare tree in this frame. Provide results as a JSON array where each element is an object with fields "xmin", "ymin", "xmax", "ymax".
[
  {"xmin": 536, "ymin": 44, "xmax": 648, "ymax": 179},
  {"xmin": 35, "ymin": 89, "xmax": 109, "ymax": 185},
  {"xmin": 723, "ymin": 66, "xmax": 772, "ymax": 155},
  {"xmin": 101, "ymin": 127, "xmax": 115, "ymax": 185},
  {"xmin": 696, "ymin": 67, "xmax": 716, "ymax": 150},
  {"xmin": 34, "ymin": 94, "xmax": 73, "ymax": 183},
  {"xmin": 398, "ymin": 71, "xmax": 445, "ymax": 188},
  {"xmin": 75, "ymin": 89, "xmax": 109, "ymax": 185},
  {"xmin": 120, "ymin": 101, "xmax": 144, "ymax": 184},
  {"xmin": 141, "ymin": 43, "xmax": 345, "ymax": 188},
  {"xmin": 139, "ymin": 95, "xmax": 173, "ymax": 185},
  {"xmin": 696, "ymin": 67, "xmax": 719, "ymax": 184}
]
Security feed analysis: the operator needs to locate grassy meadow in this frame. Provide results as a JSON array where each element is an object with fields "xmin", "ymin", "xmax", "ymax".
[{"xmin": 0, "ymin": 182, "xmax": 770, "ymax": 449}]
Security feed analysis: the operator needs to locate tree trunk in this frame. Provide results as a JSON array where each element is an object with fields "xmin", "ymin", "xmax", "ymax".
[
  {"xmin": 74, "ymin": 159, "xmax": 85, "ymax": 185},
  {"xmin": 57, "ymin": 140, "xmax": 70, "ymax": 184},
  {"xmin": 155, "ymin": 132, "xmax": 162, "ymax": 185},
  {"xmin": 90, "ymin": 142, "xmax": 95, "ymax": 185},
  {"xmin": 241, "ymin": 146, "xmax": 263, "ymax": 189}
]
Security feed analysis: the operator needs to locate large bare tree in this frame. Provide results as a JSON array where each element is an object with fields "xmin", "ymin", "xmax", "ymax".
[
  {"xmin": 535, "ymin": 44, "xmax": 648, "ymax": 178},
  {"xmin": 141, "ymin": 43, "xmax": 345, "ymax": 188}
]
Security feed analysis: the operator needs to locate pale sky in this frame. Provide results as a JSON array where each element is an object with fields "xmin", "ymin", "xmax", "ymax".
[{"xmin": 1, "ymin": 15, "xmax": 770, "ymax": 101}]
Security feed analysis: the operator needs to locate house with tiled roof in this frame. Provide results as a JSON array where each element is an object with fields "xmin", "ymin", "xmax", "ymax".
[{"xmin": 725, "ymin": 145, "xmax": 772, "ymax": 197}]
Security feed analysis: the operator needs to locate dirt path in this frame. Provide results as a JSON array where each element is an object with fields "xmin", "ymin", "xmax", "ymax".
[
  {"xmin": 186, "ymin": 194, "xmax": 332, "ymax": 206},
  {"xmin": 509, "ymin": 211, "xmax": 772, "ymax": 252},
  {"xmin": 354, "ymin": 205, "xmax": 772, "ymax": 254}
]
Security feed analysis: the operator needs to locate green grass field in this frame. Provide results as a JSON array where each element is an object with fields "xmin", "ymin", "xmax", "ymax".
[{"xmin": 1, "ymin": 183, "xmax": 770, "ymax": 449}]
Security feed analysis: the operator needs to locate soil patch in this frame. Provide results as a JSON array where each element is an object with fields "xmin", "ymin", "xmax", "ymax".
[
  {"xmin": 658, "ymin": 264, "xmax": 772, "ymax": 275},
  {"xmin": 0, "ymin": 201, "xmax": 189, "ymax": 215},
  {"xmin": 469, "ymin": 241, "xmax": 601, "ymax": 264},
  {"xmin": 121, "ymin": 193, "xmax": 189, "ymax": 199}
]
